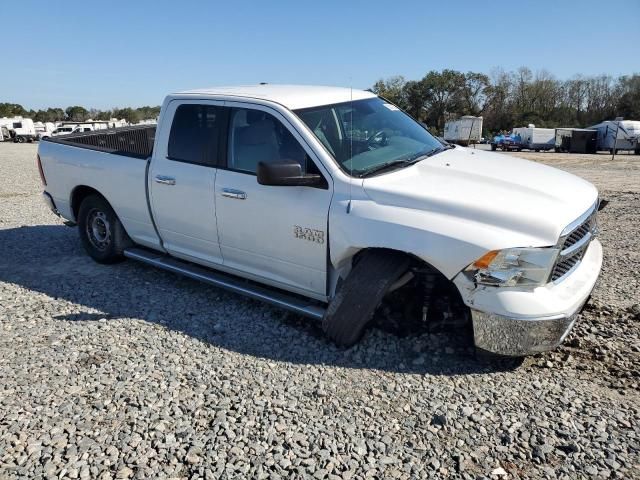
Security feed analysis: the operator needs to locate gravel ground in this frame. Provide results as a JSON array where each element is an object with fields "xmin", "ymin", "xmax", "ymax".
[{"xmin": 0, "ymin": 142, "xmax": 638, "ymax": 479}]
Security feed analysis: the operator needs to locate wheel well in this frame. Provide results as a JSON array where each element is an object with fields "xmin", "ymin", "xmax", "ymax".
[
  {"xmin": 71, "ymin": 186, "xmax": 104, "ymax": 221},
  {"xmin": 351, "ymin": 247, "xmax": 438, "ymax": 275},
  {"xmin": 345, "ymin": 247, "xmax": 454, "ymax": 295},
  {"xmin": 344, "ymin": 247, "xmax": 471, "ymax": 339}
]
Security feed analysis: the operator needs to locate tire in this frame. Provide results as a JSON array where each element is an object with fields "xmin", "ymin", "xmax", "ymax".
[
  {"xmin": 16, "ymin": 136, "xmax": 25, "ymax": 143},
  {"xmin": 323, "ymin": 250, "xmax": 411, "ymax": 347},
  {"xmin": 491, "ymin": 144, "xmax": 497, "ymax": 151},
  {"xmin": 635, "ymin": 149, "xmax": 640, "ymax": 155},
  {"xmin": 77, "ymin": 194, "xmax": 130, "ymax": 264}
]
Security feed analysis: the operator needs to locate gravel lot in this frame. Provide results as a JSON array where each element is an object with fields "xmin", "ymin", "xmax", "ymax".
[{"xmin": 1, "ymin": 142, "xmax": 638, "ymax": 479}]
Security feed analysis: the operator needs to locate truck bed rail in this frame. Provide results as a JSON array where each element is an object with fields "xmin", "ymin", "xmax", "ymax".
[{"xmin": 44, "ymin": 125, "xmax": 156, "ymax": 159}]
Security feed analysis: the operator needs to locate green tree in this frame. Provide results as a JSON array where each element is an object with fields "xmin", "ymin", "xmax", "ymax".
[
  {"xmin": 616, "ymin": 74, "xmax": 640, "ymax": 120},
  {"xmin": 65, "ymin": 106, "xmax": 89, "ymax": 122},
  {"xmin": 112, "ymin": 107, "xmax": 140, "ymax": 124},
  {"xmin": 135, "ymin": 105, "xmax": 161, "ymax": 121},
  {"xmin": 372, "ymin": 76, "xmax": 407, "ymax": 109},
  {"xmin": 0, "ymin": 103, "xmax": 28, "ymax": 117},
  {"xmin": 420, "ymin": 69, "xmax": 466, "ymax": 132},
  {"xmin": 460, "ymin": 72, "xmax": 490, "ymax": 115}
]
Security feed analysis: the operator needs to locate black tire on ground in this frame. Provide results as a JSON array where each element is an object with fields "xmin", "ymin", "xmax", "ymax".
[
  {"xmin": 535, "ymin": 149, "xmax": 540, "ymax": 152},
  {"xmin": 77, "ymin": 194, "xmax": 130, "ymax": 264},
  {"xmin": 322, "ymin": 250, "xmax": 411, "ymax": 347},
  {"xmin": 635, "ymin": 149, "xmax": 640, "ymax": 155},
  {"xmin": 16, "ymin": 136, "xmax": 25, "ymax": 143},
  {"xmin": 554, "ymin": 147, "xmax": 560, "ymax": 153},
  {"xmin": 491, "ymin": 144, "xmax": 497, "ymax": 151}
]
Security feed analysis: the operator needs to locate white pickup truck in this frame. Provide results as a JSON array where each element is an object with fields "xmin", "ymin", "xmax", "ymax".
[{"xmin": 37, "ymin": 85, "xmax": 603, "ymax": 356}]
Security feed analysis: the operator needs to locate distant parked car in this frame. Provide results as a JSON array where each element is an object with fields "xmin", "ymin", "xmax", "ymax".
[{"xmin": 490, "ymin": 133, "xmax": 522, "ymax": 151}]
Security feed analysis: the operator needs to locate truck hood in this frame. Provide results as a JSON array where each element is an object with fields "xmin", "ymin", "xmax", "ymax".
[{"xmin": 362, "ymin": 147, "xmax": 598, "ymax": 246}]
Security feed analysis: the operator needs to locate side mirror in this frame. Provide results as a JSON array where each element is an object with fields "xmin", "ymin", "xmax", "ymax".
[{"xmin": 257, "ymin": 160, "xmax": 326, "ymax": 188}]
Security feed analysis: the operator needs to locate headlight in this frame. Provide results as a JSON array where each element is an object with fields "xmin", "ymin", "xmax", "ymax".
[{"xmin": 465, "ymin": 247, "xmax": 559, "ymax": 288}]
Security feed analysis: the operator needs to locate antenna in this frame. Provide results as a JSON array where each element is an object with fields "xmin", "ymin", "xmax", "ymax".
[{"xmin": 347, "ymin": 82, "xmax": 353, "ymax": 214}]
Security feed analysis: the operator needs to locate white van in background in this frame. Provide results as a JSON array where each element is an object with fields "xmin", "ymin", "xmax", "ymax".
[{"xmin": 51, "ymin": 122, "xmax": 109, "ymax": 137}]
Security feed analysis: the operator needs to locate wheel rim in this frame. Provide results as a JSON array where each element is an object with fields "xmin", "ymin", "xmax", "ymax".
[{"xmin": 86, "ymin": 209, "xmax": 111, "ymax": 251}]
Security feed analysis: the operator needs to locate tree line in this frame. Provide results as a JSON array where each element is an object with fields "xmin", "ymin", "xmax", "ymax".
[
  {"xmin": 372, "ymin": 68, "xmax": 640, "ymax": 135},
  {"xmin": 2, "ymin": 68, "xmax": 639, "ymax": 134},
  {"xmin": 0, "ymin": 104, "xmax": 161, "ymax": 124}
]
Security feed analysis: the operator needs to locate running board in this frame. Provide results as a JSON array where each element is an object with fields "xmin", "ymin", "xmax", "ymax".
[{"xmin": 123, "ymin": 247, "xmax": 326, "ymax": 321}]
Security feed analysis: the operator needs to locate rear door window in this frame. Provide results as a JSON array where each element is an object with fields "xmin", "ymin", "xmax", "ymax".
[{"xmin": 168, "ymin": 104, "xmax": 227, "ymax": 166}]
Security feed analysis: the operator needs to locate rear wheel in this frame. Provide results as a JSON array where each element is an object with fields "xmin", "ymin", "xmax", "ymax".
[
  {"xmin": 491, "ymin": 144, "xmax": 497, "ymax": 151},
  {"xmin": 323, "ymin": 250, "xmax": 411, "ymax": 347},
  {"xmin": 77, "ymin": 194, "xmax": 130, "ymax": 264},
  {"xmin": 16, "ymin": 136, "xmax": 25, "ymax": 143}
]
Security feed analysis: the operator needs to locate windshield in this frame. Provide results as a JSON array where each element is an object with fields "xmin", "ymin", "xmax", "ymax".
[{"xmin": 295, "ymin": 97, "xmax": 442, "ymax": 177}]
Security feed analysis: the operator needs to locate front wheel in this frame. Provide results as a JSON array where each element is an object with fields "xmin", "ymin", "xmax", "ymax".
[
  {"xmin": 323, "ymin": 250, "xmax": 410, "ymax": 347},
  {"xmin": 77, "ymin": 194, "xmax": 130, "ymax": 263}
]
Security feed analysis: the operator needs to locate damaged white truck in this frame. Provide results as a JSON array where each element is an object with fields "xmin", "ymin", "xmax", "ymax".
[{"xmin": 37, "ymin": 85, "xmax": 603, "ymax": 356}]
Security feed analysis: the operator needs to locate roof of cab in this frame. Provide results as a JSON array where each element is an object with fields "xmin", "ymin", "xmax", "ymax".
[{"xmin": 176, "ymin": 84, "xmax": 376, "ymax": 110}]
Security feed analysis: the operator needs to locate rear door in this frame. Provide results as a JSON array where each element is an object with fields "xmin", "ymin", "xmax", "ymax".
[
  {"xmin": 214, "ymin": 103, "xmax": 332, "ymax": 298},
  {"xmin": 149, "ymin": 100, "xmax": 228, "ymax": 266}
]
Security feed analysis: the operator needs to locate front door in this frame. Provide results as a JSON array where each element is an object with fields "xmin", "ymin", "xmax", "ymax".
[
  {"xmin": 149, "ymin": 100, "xmax": 228, "ymax": 266},
  {"xmin": 214, "ymin": 104, "xmax": 332, "ymax": 297}
]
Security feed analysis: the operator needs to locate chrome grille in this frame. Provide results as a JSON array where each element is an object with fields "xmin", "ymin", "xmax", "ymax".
[{"xmin": 550, "ymin": 205, "xmax": 598, "ymax": 282}]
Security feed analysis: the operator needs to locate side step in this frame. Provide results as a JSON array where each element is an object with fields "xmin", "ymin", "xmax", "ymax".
[{"xmin": 123, "ymin": 247, "xmax": 326, "ymax": 320}]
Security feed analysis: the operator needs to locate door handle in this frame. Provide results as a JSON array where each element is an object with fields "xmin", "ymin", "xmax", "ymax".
[
  {"xmin": 155, "ymin": 175, "xmax": 176, "ymax": 185},
  {"xmin": 221, "ymin": 188, "xmax": 247, "ymax": 200}
]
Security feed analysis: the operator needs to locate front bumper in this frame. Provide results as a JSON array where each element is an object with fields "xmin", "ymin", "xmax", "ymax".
[
  {"xmin": 471, "ymin": 305, "xmax": 584, "ymax": 356},
  {"xmin": 455, "ymin": 239, "xmax": 603, "ymax": 356}
]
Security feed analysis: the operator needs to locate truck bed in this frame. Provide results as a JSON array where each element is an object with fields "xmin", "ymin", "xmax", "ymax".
[
  {"xmin": 38, "ymin": 126, "xmax": 162, "ymax": 251},
  {"xmin": 44, "ymin": 125, "xmax": 156, "ymax": 159}
]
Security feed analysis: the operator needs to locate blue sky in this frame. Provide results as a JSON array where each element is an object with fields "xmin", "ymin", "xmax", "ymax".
[{"xmin": 3, "ymin": 0, "xmax": 639, "ymax": 110}]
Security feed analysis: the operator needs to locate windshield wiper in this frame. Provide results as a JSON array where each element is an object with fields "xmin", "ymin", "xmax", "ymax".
[{"xmin": 359, "ymin": 146, "xmax": 448, "ymax": 177}]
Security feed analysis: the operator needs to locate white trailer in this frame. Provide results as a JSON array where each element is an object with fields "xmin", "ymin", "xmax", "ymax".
[
  {"xmin": 512, "ymin": 124, "xmax": 555, "ymax": 151},
  {"xmin": 589, "ymin": 119, "xmax": 640, "ymax": 154},
  {"xmin": 0, "ymin": 116, "xmax": 37, "ymax": 142},
  {"xmin": 444, "ymin": 116, "xmax": 483, "ymax": 146}
]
